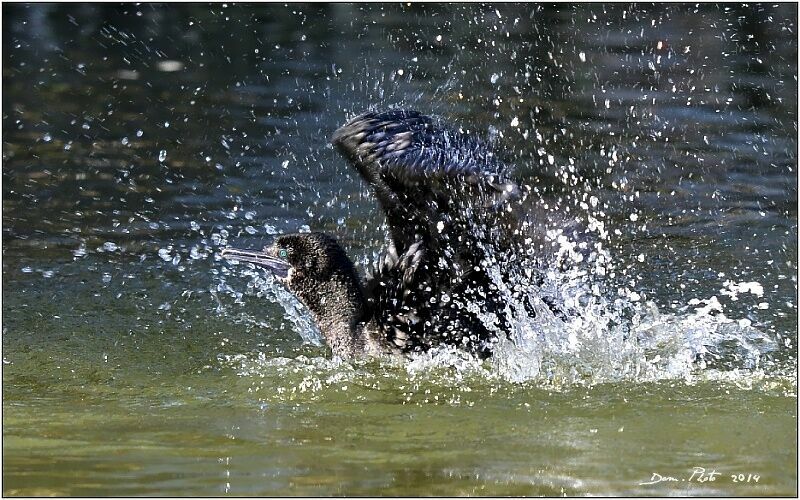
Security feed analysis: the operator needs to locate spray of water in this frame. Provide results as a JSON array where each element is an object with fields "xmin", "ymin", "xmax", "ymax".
[
  {"xmin": 216, "ymin": 262, "xmax": 322, "ymax": 347},
  {"xmin": 216, "ymin": 188, "xmax": 781, "ymax": 390}
]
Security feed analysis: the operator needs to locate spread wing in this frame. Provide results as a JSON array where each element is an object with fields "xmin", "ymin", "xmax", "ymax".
[
  {"xmin": 333, "ymin": 109, "xmax": 528, "ymax": 356},
  {"xmin": 331, "ymin": 109, "xmax": 520, "ymax": 251}
]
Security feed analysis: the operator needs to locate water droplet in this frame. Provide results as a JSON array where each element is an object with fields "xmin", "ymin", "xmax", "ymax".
[
  {"xmin": 158, "ymin": 150, "xmax": 167, "ymax": 162},
  {"xmin": 156, "ymin": 60, "xmax": 184, "ymax": 72},
  {"xmin": 73, "ymin": 243, "xmax": 87, "ymax": 258}
]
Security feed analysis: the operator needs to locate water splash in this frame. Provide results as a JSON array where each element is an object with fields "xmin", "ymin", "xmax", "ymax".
[
  {"xmin": 219, "ymin": 265, "xmax": 322, "ymax": 347},
  {"xmin": 215, "ymin": 180, "xmax": 786, "ymax": 390},
  {"xmin": 223, "ymin": 244, "xmax": 782, "ymax": 391},
  {"xmin": 472, "ymin": 209, "xmax": 781, "ymax": 385}
]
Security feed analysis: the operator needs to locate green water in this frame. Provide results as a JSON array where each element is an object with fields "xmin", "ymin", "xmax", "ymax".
[
  {"xmin": 3, "ymin": 3, "xmax": 797, "ymax": 496},
  {"xmin": 3, "ymin": 376, "xmax": 796, "ymax": 496}
]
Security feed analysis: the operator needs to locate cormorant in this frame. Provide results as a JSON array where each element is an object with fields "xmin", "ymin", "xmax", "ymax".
[{"xmin": 222, "ymin": 109, "xmax": 581, "ymax": 358}]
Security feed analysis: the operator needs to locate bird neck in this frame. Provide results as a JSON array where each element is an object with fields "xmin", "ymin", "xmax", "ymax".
[
  {"xmin": 292, "ymin": 266, "xmax": 373, "ymax": 358},
  {"xmin": 313, "ymin": 302, "xmax": 366, "ymax": 357}
]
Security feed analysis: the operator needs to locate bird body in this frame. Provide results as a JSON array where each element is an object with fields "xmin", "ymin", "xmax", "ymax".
[{"xmin": 222, "ymin": 109, "xmax": 580, "ymax": 359}]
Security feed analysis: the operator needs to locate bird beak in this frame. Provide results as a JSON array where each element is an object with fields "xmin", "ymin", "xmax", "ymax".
[{"xmin": 221, "ymin": 247, "xmax": 291, "ymax": 279}]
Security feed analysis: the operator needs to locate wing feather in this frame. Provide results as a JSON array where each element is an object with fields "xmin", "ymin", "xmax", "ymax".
[
  {"xmin": 335, "ymin": 109, "xmax": 528, "ymax": 357},
  {"xmin": 332, "ymin": 109, "xmax": 520, "ymax": 250}
]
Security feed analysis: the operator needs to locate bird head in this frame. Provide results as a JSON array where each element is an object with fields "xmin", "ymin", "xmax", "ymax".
[{"xmin": 221, "ymin": 232, "xmax": 368, "ymax": 343}]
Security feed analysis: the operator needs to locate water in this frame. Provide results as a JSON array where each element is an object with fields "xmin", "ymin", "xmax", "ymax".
[{"xmin": 3, "ymin": 4, "xmax": 797, "ymax": 496}]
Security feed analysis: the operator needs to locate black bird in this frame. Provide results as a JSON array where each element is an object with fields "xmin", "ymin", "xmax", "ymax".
[{"xmin": 222, "ymin": 109, "xmax": 582, "ymax": 358}]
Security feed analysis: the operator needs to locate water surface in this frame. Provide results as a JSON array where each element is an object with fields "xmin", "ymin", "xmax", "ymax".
[{"xmin": 3, "ymin": 4, "xmax": 797, "ymax": 496}]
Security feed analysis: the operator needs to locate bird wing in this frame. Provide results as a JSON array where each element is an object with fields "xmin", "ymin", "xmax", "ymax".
[
  {"xmin": 331, "ymin": 109, "xmax": 520, "ymax": 251},
  {"xmin": 363, "ymin": 240, "xmax": 500, "ymax": 356},
  {"xmin": 333, "ymin": 109, "xmax": 524, "ymax": 356},
  {"xmin": 363, "ymin": 241, "xmax": 429, "ymax": 352}
]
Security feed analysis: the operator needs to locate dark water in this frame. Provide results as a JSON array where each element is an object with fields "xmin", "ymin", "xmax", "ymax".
[{"xmin": 3, "ymin": 3, "xmax": 797, "ymax": 496}]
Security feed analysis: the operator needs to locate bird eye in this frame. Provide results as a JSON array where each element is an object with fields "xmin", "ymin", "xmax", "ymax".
[{"xmin": 278, "ymin": 249, "xmax": 288, "ymax": 258}]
